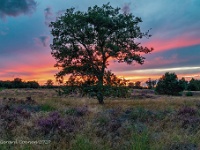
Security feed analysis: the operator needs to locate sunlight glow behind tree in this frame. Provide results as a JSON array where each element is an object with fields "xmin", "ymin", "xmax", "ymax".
[{"xmin": 50, "ymin": 3, "xmax": 153, "ymax": 104}]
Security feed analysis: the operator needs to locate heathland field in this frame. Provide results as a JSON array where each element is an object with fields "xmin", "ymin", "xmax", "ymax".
[{"xmin": 0, "ymin": 88, "xmax": 200, "ymax": 150}]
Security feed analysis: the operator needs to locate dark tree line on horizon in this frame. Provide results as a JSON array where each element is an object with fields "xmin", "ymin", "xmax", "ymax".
[
  {"xmin": 0, "ymin": 78, "xmax": 55, "ymax": 89},
  {"xmin": 0, "ymin": 78, "xmax": 40, "ymax": 89},
  {"xmin": 1, "ymin": 74, "xmax": 200, "ymax": 92},
  {"xmin": 155, "ymin": 72, "xmax": 200, "ymax": 95}
]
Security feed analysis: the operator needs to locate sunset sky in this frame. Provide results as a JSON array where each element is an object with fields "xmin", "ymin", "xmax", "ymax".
[{"xmin": 0, "ymin": 0, "xmax": 200, "ymax": 84}]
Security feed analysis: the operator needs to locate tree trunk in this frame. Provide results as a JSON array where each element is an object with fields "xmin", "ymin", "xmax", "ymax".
[
  {"xmin": 97, "ymin": 74, "xmax": 104, "ymax": 104},
  {"xmin": 97, "ymin": 91, "xmax": 104, "ymax": 104}
]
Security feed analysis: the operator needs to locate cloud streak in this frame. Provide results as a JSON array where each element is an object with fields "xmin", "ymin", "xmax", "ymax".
[
  {"xmin": 35, "ymin": 35, "xmax": 50, "ymax": 47},
  {"xmin": 0, "ymin": 0, "xmax": 37, "ymax": 19},
  {"xmin": 136, "ymin": 0, "xmax": 200, "ymax": 52},
  {"xmin": 143, "ymin": 35, "xmax": 200, "ymax": 53},
  {"xmin": 44, "ymin": 6, "xmax": 54, "ymax": 26}
]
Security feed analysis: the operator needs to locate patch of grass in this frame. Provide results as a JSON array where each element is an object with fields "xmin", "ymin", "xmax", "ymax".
[
  {"xmin": 20, "ymin": 145, "xmax": 34, "ymax": 150},
  {"xmin": 65, "ymin": 108, "xmax": 76, "ymax": 115},
  {"xmin": 71, "ymin": 135, "xmax": 96, "ymax": 150},
  {"xmin": 0, "ymin": 145, "xmax": 10, "ymax": 150},
  {"xmin": 40, "ymin": 103, "xmax": 56, "ymax": 112},
  {"xmin": 0, "ymin": 87, "xmax": 5, "ymax": 92},
  {"xmin": 130, "ymin": 130, "xmax": 150, "ymax": 150}
]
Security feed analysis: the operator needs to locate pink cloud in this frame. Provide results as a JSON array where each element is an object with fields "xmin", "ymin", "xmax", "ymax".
[{"xmin": 143, "ymin": 34, "xmax": 200, "ymax": 52}]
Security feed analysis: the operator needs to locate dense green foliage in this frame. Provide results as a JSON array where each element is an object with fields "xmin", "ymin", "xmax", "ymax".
[
  {"xmin": 178, "ymin": 77, "xmax": 188, "ymax": 91},
  {"xmin": 155, "ymin": 74, "xmax": 200, "ymax": 94},
  {"xmin": 185, "ymin": 91, "xmax": 193, "ymax": 96},
  {"xmin": 50, "ymin": 3, "xmax": 153, "ymax": 104},
  {"xmin": 155, "ymin": 72, "xmax": 184, "ymax": 95},
  {"xmin": 187, "ymin": 78, "xmax": 200, "ymax": 91},
  {"xmin": 0, "ymin": 78, "xmax": 39, "ymax": 88},
  {"xmin": 62, "ymin": 71, "xmax": 130, "ymax": 98}
]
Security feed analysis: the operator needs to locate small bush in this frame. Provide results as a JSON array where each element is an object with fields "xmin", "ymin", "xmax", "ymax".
[
  {"xmin": 176, "ymin": 107, "xmax": 200, "ymax": 131},
  {"xmin": 32, "ymin": 111, "xmax": 84, "ymax": 142},
  {"xmin": 94, "ymin": 113, "xmax": 110, "ymax": 126},
  {"xmin": 65, "ymin": 106, "xmax": 89, "ymax": 117},
  {"xmin": 185, "ymin": 91, "xmax": 193, "ymax": 96},
  {"xmin": 122, "ymin": 107, "xmax": 165, "ymax": 123},
  {"xmin": 178, "ymin": 107, "xmax": 197, "ymax": 116},
  {"xmin": 155, "ymin": 72, "xmax": 184, "ymax": 95}
]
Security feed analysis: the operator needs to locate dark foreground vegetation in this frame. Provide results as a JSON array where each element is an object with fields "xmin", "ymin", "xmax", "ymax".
[{"xmin": 0, "ymin": 88, "xmax": 200, "ymax": 149}]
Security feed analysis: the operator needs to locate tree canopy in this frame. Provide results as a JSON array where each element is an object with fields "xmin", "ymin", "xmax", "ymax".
[
  {"xmin": 50, "ymin": 3, "xmax": 153, "ymax": 104},
  {"xmin": 155, "ymin": 72, "xmax": 184, "ymax": 95}
]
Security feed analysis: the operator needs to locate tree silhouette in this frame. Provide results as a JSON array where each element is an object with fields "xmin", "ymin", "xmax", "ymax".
[
  {"xmin": 13, "ymin": 78, "xmax": 23, "ymax": 88},
  {"xmin": 155, "ymin": 72, "xmax": 183, "ymax": 95},
  {"xmin": 146, "ymin": 78, "xmax": 157, "ymax": 89},
  {"xmin": 50, "ymin": 3, "xmax": 153, "ymax": 104},
  {"xmin": 45, "ymin": 79, "xmax": 54, "ymax": 88},
  {"xmin": 187, "ymin": 78, "xmax": 200, "ymax": 91}
]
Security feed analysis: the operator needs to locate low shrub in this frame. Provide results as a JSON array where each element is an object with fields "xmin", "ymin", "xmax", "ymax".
[
  {"xmin": 175, "ymin": 107, "xmax": 200, "ymax": 131},
  {"xmin": 185, "ymin": 91, "xmax": 193, "ymax": 96},
  {"xmin": 32, "ymin": 111, "xmax": 84, "ymax": 142},
  {"xmin": 121, "ymin": 107, "xmax": 166, "ymax": 123},
  {"xmin": 0, "ymin": 103, "xmax": 32, "ymax": 138},
  {"xmin": 178, "ymin": 107, "xmax": 197, "ymax": 116},
  {"xmin": 65, "ymin": 106, "xmax": 89, "ymax": 117}
]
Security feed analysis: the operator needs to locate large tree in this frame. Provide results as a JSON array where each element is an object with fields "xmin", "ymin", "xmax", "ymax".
[{"xmin": 50, "ymin": 3, "xmax": 153, "ymax": 104}]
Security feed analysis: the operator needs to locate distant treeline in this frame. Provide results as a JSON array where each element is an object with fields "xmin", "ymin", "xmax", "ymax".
[
  {"xmin": 0, "ymin": 78, "xmax": 40, "ymax": 88},
  {"xmin": 1, "ymin": 75, "xmax": 200, "ymax": 91},
  {"xmin": 0, "ymin": 78, "xmax": 57, "ymax": 89}
]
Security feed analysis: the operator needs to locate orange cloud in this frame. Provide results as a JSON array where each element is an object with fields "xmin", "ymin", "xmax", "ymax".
[{"xmin": 0, "ymin": 50, "xmax": 58, "ymax": 84}]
